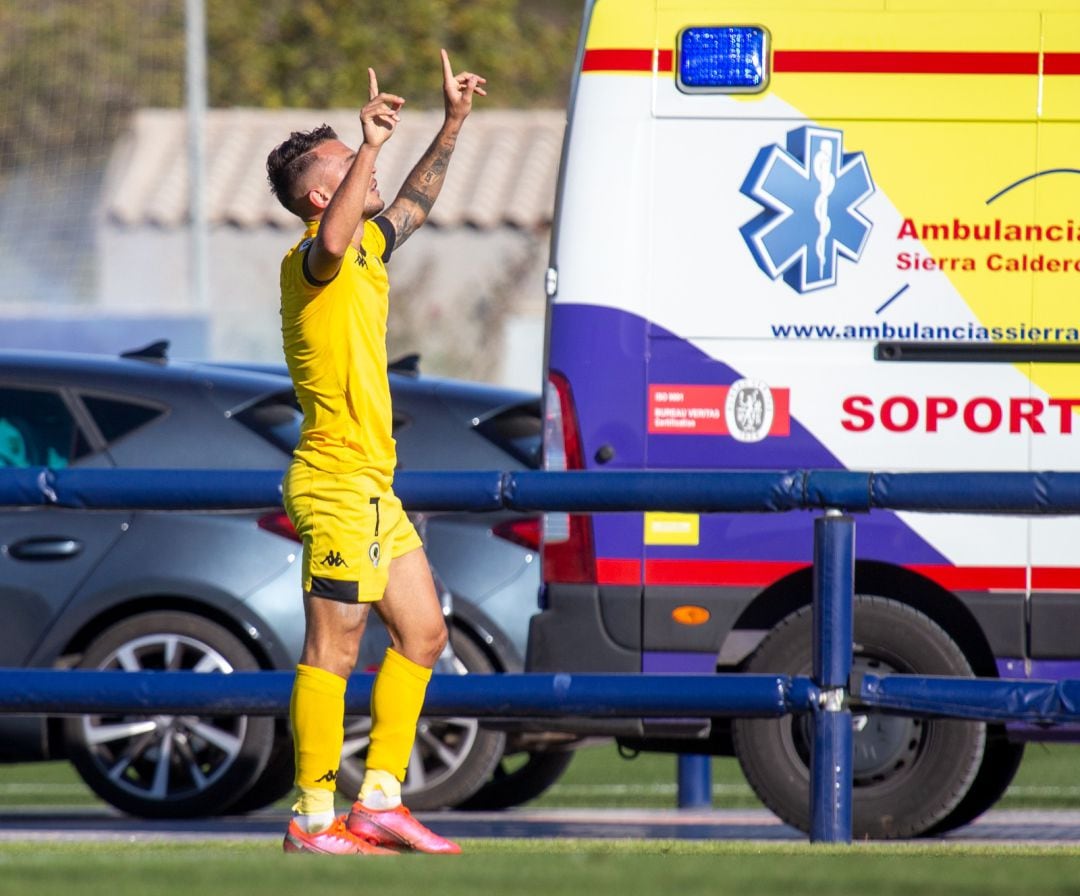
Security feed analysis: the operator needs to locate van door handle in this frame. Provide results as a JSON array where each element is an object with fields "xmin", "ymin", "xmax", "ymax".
[
  {"xmin": 876, "ymin": 342, "xmax": 1080, "ymax": 363},
  {"xmin": 8, "ymin": 538, "xmax": 83, "ymax": 561}
]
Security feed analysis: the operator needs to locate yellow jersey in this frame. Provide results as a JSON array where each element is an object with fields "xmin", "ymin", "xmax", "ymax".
[{"xmin": 280, "ymin": 217, "xmax": 397, "ymax": 480}]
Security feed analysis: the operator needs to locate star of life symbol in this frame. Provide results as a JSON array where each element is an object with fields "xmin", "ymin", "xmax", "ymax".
[
  {"xmin": 724, "ymin": 379, "xmax": 774, "ymax": 443},
  {"xmin": 740, "ymin": 126, "xmax": 875, "ymax": 293}
]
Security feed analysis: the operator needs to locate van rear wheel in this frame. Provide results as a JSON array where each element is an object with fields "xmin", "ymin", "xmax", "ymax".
[
  {"xmin": 924, "ymin": 727, "xmax": 1024, "ymax": 835},
  {"xmin": 732, "ymin": 595, "xmax": 985, "ymax": 839}
]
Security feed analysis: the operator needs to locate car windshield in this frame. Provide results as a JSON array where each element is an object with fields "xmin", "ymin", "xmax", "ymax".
[{"xmin": 233, "ymin": 390, "xmax": 301, "ymax": 453}]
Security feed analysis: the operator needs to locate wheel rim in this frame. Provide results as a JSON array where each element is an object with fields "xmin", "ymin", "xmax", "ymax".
[
  {"xmin": 77, "ymin": 633, "xmax": 247, "ymax": 802},
  {"xmin": 785, "ymin": 655, "xmax": 922, "ymax": 789},
  {"xmin": 339, "ymin": 653, "xmax": 479, "ymax": 795}
]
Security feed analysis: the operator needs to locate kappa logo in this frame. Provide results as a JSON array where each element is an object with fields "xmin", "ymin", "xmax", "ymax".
[
  {"xmin": 314, "ymin": 769, "xmax": 337, "ymax": 783},
  {"xmin": 740, "ymin": 126, "xmax": 874, "ymax": 293},
  {"xmin": 322, "ymin": 550, "xmax": 348, "ymax": 568}
]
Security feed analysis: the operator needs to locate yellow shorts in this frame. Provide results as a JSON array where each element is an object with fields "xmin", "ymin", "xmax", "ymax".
[{"xmin": 283, "ymin": 461, "xmax": 422, "ymax": 603}]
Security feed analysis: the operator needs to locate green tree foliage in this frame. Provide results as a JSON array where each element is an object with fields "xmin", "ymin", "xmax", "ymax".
[
  {"xmin": 207, "ymin": 0, "xmax": 578, "ymax": 108},
  {"xmin": 1, "ymin": 0, "xmax": 580, "ymax": 174},
  {"xmin": 0, "ymin": 1, "xmax": 184, "ymax": 172}
]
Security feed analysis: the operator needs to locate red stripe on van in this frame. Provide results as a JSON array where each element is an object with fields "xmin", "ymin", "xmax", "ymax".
[
  {"xmin": 645, "ymin": 559, "xmax": 808, "ymax": 586},
  {"xmin": 583, "ymin": 48, "xmax": 1080, "ymax": 76},
  {"xmin": 1045, "ymin": 53, "xmax": 1080, "ymax": 75},
  {"xmin": 1031, "ymin": 567, "xmax": 1080, "ymax": 590},
  {"xmin": 773, "ymin": 50, "xmax": 1038, "ymax": 75},
  {"xmin": 905, "ymin": 565, "xmax": 1027, "ymax": 590},
  {"xmin": 602, "ymin": 559, "xmax": 1080, "ymax": 591},
  {"xmin": 582, "ymin": 48, "xmax": 673, "ymax": 72},
  {"xmin": 597, "ymin": 557, "xmax": 642, "ymax": 584}
]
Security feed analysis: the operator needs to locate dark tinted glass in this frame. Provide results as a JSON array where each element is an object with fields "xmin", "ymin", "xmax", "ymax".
[
  {"xmin": 0, "ymin": 387, "xmax": 87, "ymax": 468},
  {"xmin": 82, "ymin": 396, "xmax": 163, "ymax": 444},
  {"xmin": 474, "ymin": 400, "xmax": 541, "ymax": 469},
  {"xmin": 234, "ymin": 391, "xmax": 302, "ymax": 453}
]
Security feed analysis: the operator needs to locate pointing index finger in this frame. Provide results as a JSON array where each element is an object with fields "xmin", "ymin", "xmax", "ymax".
[
  {"xmin": 368, "ymin": 67, "xmax": 379, "ymax": 100},
  {"xmin": 440, "ymin": 48, "xmax": 454, "ymax": 82}
]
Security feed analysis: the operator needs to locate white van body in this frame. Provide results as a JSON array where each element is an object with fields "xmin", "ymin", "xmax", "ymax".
[{"xmin": 529, "ymin": 0, "xmax": 1080, "ymax": 838}]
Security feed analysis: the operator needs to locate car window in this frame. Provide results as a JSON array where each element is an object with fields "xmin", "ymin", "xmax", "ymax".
[
  {"xmin": 233, "ymin": 391, "xmax": 302, "ymax": 453},
  {"xmin": 474, "ymin": 400, "xmax": 541, "ymax": 469},
  {"xmin": 235, "ymin": 390, "xmax": 408, "ymax": 453},
  {"xmin": 81, "ymin": 395, "xmax": 164, "ymax": 444},
  {"xmin": 0, "ymin": 387, "xmax": 91, "ymax": 468}
]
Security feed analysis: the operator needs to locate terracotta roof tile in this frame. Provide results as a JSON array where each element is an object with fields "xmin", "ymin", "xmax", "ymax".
[{"xmin": 103, "ymin": 107, "xmax": 564, "ymax": 231}]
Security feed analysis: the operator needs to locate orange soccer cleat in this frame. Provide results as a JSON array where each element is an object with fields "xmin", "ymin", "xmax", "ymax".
[
  {"xmin": 283, "ymin": 815, "xmax": 399, "ymax": 855},
  {"xmin": 346, "ymin": 802, "xmax": 461, "ymax": 854}
]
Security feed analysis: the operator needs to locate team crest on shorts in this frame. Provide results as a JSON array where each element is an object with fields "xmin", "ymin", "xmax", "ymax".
[
  {"xmin": 368, "ymin": 542, "xmax": 381, "ymax": 568},
  {"xmin": 725, "ymin": 379, "xmax": 774, "ymax": 443}
]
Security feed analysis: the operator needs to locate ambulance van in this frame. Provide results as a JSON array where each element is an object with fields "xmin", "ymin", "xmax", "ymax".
[{"xmin": 528, "ymin": 0, "xmax": 1080, "ymax": 838}]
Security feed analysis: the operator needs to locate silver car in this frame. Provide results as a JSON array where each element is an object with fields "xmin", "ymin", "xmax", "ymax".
[{"xmin": 0, "ymin": 344, "xmax": 561, "ymax": 817}]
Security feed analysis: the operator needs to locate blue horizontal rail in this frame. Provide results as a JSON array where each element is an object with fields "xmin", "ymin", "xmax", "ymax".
[
  {"xmin": 0, "ymin": 670, "xmax": 817, "ymax": 718},
  {"xmin": 857, "ymin": 673, "xmax": 1080, "ymax": 724},
  {"xmin": 7, "ymin": 465, "xmax": 1080, "ymax": 843},
  {"xmin": 9, "ymin": 467, "xmax": 1080, "ymax": 514}
]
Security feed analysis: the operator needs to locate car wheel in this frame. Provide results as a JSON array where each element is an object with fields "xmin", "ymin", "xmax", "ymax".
[
  {"xmin": 225, "ymin": 721, "xmax": 296, "ymax": 814},
  {"xmin": 457, "ymin": 748, "xmax": 575, "ymax": 810},
  {"xmin": 335, "ymin": 626, "xmax": 507, "ymax": 810},
  {"xmin": 732, "ymin": 595, "xmax": 986, "ymax": 839},
  {"xmin": 62, "ymin": 611, "xmax": 274, "ymax": 819},
  {"xmin": 924, "ymin": 726, "xmax": 1024, "ymax": 835}
]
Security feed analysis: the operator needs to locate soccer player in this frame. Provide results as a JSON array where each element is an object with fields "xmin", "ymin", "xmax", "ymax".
[{"xmin": 265, "ymin": 50, "xmax": 485, "ymax": 856}]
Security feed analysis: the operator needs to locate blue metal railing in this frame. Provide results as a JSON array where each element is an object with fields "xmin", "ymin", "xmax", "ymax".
[{"xmin": 6, "ymin": 466, "xmax": 1080, "ymax": 842}]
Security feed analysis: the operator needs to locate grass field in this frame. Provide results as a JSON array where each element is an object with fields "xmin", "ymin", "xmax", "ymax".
[
  {"xmin": 2, "ymin": 743, "xmax": 1080, "ymax": 894},
  {"xmin": 2, "ymin": 840, "xmax": 1080, "ymax": 896},
  {"xmin": 0, "ymin": 740, "xmax": 1078, "ymax": 812},
  {"xmin": 530, "ymin": 740, "xmax": 1080, "ymax": 811}
]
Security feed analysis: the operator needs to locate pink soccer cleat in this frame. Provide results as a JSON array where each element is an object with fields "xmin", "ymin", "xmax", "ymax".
[
  {"xmin": 346, "ymin": 802, "xmax": 462, "ymax": 854},
  {"xmin": 283, "ymin": 815, "xmax": 398, "ymax": 855}
]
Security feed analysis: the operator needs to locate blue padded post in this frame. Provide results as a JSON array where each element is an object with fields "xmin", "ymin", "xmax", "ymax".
[
  {"xmin": 813, "ymin": 513, "xmax": 854, "ymax": 690},
  {"xmin": 810, "ymin": 511, "xmax": 854, "ymax": 843},
  {"xmin": 677, "ymin": 754, "xmax": 712, "ymax": 809},
  {"xmin": 810, "ymin": 701, "xmax": 853, "ymax": 843}
]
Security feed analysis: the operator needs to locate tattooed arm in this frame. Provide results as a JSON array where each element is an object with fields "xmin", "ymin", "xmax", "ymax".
[{"xmin": 380, "ymin": 49, "xmax": 487, "ymax": 250}]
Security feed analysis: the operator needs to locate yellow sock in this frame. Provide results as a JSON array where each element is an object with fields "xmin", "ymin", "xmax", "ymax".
[
  {"xmin": 362, "ymin": 648, "xmax": 432, "ymax": 792},
  {"xmin": 290, "ymin": 663, "xmax": 346, "ymax": 816}
]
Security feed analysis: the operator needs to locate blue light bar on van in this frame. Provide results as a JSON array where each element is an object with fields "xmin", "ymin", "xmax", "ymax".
[{"xmin": 677, "ymin": 26, "xmax": 768, "ymax": 93}]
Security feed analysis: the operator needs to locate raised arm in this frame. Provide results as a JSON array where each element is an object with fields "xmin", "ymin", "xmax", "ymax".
[
  {"xmin": 381, "ymin": 49, "xmax": 486, "ymax": 250},
  {"xmin": 307, "ymin": 69, "xmax": 404, "ymax": 283}
]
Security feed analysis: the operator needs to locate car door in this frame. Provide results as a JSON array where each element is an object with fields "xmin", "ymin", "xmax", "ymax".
[{"xmin": 0, "ymin": 384, "xmax": 131, "ymax": 665}]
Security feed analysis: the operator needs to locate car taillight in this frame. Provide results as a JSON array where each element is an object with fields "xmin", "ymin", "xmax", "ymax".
[
  {"xmin": 258, "ymin": 511, "xmax": 300, "ymax": 543},
  {"xmin": 542, "ymin": 372, "xmax": 595, "ymax": 584},
  {"xmin": 492, "ymin": 516, "xmax": 541, "ymax": 551}
]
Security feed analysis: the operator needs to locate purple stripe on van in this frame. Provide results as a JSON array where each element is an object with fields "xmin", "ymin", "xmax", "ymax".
[
  {"xmin": 643, "ymin": 651, "xmax": 719, "ymax": 674},
  {"xmin": 549, "ymin": 303, "xmax": 948, "ymax": 564}
]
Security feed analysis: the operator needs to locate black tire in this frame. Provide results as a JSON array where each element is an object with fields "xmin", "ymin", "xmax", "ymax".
[
  {"xmin": 924, "ymin": 726, "xmax": 1024, "ymax": 835},
  {"xmin": 63, "ymin": 611, "xmax": 274, "ymax": 819},
  {"xmin": 732, "ymin": 596, "xmax": 986, "ymax": 839},
  {"xmin": 225, "ymin": 721, "xmax": 295, "ymax": 814},
  {"xmin": 457, "ymin": 748, "xmax": 576, "ymax": 811},
  {"xmin": 334, "ymin": 626, "xmax": 507, "ymax": 811}
]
